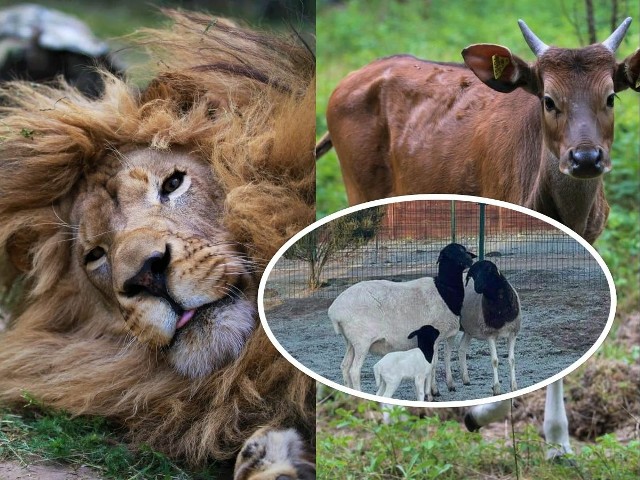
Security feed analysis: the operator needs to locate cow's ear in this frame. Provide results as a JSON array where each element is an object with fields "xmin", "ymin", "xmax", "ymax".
[
  {"xmin": 615, "ymin": 48, "xmax": 640, "ymax": 92},
  {"xmin": 462, "ymin": 44, "xmax": 537, "ymax": 94}
]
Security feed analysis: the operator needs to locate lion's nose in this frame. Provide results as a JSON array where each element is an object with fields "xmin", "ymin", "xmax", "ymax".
[{"xmin": 123, "ymin": 246, "xmax": 171, "ymax": 299}]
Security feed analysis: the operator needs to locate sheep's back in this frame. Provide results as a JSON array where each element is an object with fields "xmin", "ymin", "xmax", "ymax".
[
  {"xmin": 328, "ymin": 278, "xmax": 459, "ymax": 354},
  {"xmin": 374, "ymin": 348, "xmax": 426, "ymax": 378}
]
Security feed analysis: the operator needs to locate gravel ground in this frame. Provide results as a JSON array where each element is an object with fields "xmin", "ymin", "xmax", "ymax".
[{"xmin": 264, "ymin": 284, "xmax": 611, "ymax": 402}]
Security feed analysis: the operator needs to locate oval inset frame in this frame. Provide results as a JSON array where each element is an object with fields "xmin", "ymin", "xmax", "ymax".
[{"xmin": 258, "ymin": 194, "xmax": 616, "ymax": 408}]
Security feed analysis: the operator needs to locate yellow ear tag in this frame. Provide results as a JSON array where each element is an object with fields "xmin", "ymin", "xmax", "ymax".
[
  {"xmin": 636, "ymin": 78, "xmax": 640, "ymax": 89},
  {"xmin": 491, "ymin": 55, "xmax": 510, "ymax": 80}
]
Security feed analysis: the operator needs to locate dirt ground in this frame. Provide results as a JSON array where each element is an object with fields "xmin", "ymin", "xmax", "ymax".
[
  {"xmin": 0, "ymin": 461, "xmax": 103, "ymax": 480},
  {"xmin": 265, "ymin": 285, "xmax": 611, "ymax": 402}
]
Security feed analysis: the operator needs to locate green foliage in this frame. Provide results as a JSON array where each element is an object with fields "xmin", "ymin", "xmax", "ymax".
[
  {"xmin": 318, "ymin": 404, "xmax": 640, "ymax": 479},
  {"xmin": 286, "ymin": 206, "xmax": 386, "ymax": 288},
  {"xmin": 316, "ymin": 0, "xmax": 639, "ymax": 313}
]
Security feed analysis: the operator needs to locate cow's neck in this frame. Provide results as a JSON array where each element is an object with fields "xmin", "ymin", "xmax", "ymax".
[{"xmin": 525, "ymin": 150, "xmax": 606, "ymax": 243}]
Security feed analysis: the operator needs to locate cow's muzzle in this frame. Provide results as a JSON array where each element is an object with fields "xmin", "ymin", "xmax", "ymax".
[{"xmin": 564, "ymin": 146, "xmax": 610, "ymax": 179}]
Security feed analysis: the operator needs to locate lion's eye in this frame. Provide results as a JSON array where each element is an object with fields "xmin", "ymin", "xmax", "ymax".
[
  {"xmin": 84, "ymin": 246, "xmax": 106, "ymax": 265},
  {"xmin": 161, "ymin": 171, "xmax": 185, "ymax": 195}
]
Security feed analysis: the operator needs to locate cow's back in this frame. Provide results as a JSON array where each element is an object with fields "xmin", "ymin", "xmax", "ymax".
[{"xmin": 327, "ymin": 55, "xmax": 542, "ymax": 205}]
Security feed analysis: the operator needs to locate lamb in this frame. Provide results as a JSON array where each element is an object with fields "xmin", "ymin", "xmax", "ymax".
[
  {"xmin": 328, "ymin": 242, "xmax": 476, "ymax": 394},
  {"xmin": 374, "ymin": 325, "xmax": 440, "ymax": 401},
  {"xmin": 458, "ymin": 260, "xmax": 521, "ymax": 395}
]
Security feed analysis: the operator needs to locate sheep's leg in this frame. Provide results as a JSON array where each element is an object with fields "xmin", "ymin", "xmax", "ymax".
[
  {"xmin": 348, "ymin": 349, "xmax": 367, "ymax": 391},
  {"xmin": 414, "ymin": 374, "xmax": 426, "ymax": 401},
  {"xmin": 341, "ymin": 343, "xmax": 355, "ymax": 388},
  {"xmin": 458, "ymin": 332, "xmax": 471, "ymax": 385},
  {"xmin": 424, "ymin": 372, "xmax": 433, "ymax": 402},
  {"xmin": 543, "ymin": 380, "xmax": 573, "ymax": 459},
  {"xmin": 444, "ymin": 334, "xmax": 456, "ymax": 391},
  {"xmin": 488, "ymin": 337, "xmax": 501, "ymax": 395},
  {"xmin": 381, "ymin": 377, "xmax": 401, "ymax": 399},
  {"xmin": 376, "ymin": 378, "xmax": 386, "ymax": 397},
  {"xmin": 507, "ymin": 332, "xmax": 517, "ymax": 392},
  {"xmin": 430, "ymin": 341, "xmax": 440, "ymax": 396}
]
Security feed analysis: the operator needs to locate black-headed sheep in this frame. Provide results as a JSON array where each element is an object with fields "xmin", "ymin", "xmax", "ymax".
[
  {"xmin": 373, "ymin": 325, "xmax": 440, "ymax": 401},
  {"xmin": 328, "ymin": 243, "xmax": 476, "ymax": 394},
  {"xmin": 458, "ymin": 260, "xmax": 521, "ymax": 395}
]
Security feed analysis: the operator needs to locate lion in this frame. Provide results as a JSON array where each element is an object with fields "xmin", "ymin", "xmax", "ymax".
[{"xmin": 0, "ymin": 10, "xmax": 315, "ymax": 478}]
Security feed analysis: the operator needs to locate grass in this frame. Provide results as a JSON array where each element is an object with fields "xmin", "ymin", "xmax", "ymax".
[
  {"xmin": 318, "ymin": 399, "xmax": 640, "ymax": 480},
  {"xmin": 0, "ymin": 401, "xmax": 222, "ymax": 479}
]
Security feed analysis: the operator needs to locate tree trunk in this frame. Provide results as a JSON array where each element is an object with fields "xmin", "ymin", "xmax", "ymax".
[{"xmin": 585, "ymin": 0, "xmax": 597, "ymax": 44}]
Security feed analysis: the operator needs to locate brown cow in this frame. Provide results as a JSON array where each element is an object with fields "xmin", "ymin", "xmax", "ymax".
[
  {"xmin": 317, "ymin": 18, "xmax": 640, "ymax": 244},
  {"xmin": 319, "ymin": 18, "xmax": 638, "ymax": 460}
]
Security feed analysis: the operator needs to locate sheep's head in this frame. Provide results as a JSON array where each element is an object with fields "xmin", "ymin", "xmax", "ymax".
[
  {"xmin": 408, "ymin": 325, "xmax": 440, "ymax": 363},
  {"xmin": 437, "ymin": 243, "xmax": 476, "ymax": 269},
  {"xmin": 465, "ymin": 260, "xmax": 500, "ymax": 293}
]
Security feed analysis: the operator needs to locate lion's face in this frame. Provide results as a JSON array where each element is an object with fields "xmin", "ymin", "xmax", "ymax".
[{"xmin": 71, "ymin": 147, "xmax": 257, "ymax": 378}]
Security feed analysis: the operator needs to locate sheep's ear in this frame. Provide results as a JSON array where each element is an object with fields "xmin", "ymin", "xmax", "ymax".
[
  {"xmin": 408, "ymin": 330, "xmax": 417, "ymax": 339},
  {"xmin": 469, "ymin": 251, "xmax": 477, "ymax": 258},
  {"xmin": 465, "ymin": 272, "xmax": 472, "ymax": 286}
]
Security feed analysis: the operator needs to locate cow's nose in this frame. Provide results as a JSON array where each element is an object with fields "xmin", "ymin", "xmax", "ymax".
[
  {"xmin": 123, "ymin": 246, "xmax": 171, "ymax": 298},
  {"xmin": 569, "ymin": 147, "xmax": 604, "ymax": 178}
]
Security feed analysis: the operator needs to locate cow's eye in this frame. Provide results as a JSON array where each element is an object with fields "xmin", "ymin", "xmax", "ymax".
[
  {"xmin": 543, "ymin": 95, "xmax": 557, "ymax": 112},
  {"xmin": 606, "ymin": 93, "xmax": 616, "ymax": 108}
]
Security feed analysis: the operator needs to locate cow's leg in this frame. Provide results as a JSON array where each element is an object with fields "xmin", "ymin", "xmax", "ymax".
[
  {"xmin": 464, "ymin": 399, "xmax": 510, "ymax": 432},
  {"xmin": 544, "ymin": 380, "xmax": 573, "ymax": 459},
  {"xmin": 458, "ymin": 332, "xmax": 472, "ymax": 385},
  {"xmin": 488, "ymin": 337, "xmax": 501, "ymax": 395}
]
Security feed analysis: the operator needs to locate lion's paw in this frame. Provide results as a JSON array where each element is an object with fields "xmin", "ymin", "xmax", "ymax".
[{"xmin": 233, "ymin": 427, "xmax": 315, "ymax": 480}]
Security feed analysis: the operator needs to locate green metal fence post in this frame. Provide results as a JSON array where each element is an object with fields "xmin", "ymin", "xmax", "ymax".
[
  {"xmin": 478, "ymin": 203, "xmax": 485, "ymax": 260},
  {"xmin": 451, "ymin": 201, "xmax": 456, "ymax": 243}
]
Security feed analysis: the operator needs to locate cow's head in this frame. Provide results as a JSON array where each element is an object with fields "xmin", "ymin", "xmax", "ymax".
[{"xmin": 462, "ymin": 18, "xmax": 639, "ymax": 180}]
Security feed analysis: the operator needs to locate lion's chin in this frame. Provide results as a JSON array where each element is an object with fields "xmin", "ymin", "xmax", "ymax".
[{"xmin": 166, "ymin": 296, "xmax": 257, "ymax": 378}]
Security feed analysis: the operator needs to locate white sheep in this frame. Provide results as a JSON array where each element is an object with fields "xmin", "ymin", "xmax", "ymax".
[
  {"xmin": 328, "ymin": 243, "xmax": 476, "ymax": 394},
  {"xmin": 458, "ymin": 260, "xmax": 521, "ymax": 395},
  {"xmin": 374, "ymin": 325, "xmax": 440, "ymax": 401}
]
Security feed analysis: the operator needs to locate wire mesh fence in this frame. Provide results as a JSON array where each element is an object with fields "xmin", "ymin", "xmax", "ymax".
[{"xmin": 266, "ymin": 200, "xmax": 609, "ymax": 302}]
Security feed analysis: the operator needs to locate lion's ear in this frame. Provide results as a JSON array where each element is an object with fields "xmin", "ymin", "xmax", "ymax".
[{"xmin": 5, "ymin": 229, "xmax": 39, "ymax": 273}]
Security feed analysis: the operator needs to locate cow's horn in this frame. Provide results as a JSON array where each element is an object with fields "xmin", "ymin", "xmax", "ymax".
[
  {"xmin": 518, "ymin": 19, "xmax": 549, "ymax": 57},
  {"xmin": 602, "ymin": 17, "xmax": 632, "ymax": 52}
]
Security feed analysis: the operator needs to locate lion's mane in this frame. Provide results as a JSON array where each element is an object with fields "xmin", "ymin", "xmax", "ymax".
[{"xmin": 0, "ymin": 10, "xmax": 315, "ymax": 464}]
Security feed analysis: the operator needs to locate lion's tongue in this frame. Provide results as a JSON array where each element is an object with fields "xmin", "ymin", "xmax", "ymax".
[{"xmin": 176, "ymin": 309, "xmax": 196, "ymax": 329}]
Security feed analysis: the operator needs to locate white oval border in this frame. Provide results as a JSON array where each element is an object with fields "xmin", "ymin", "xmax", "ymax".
[{"xmin": 258, "ymin": 194, "xmax": 617, "ymax": 408}]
